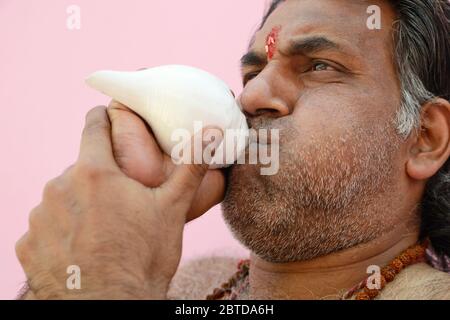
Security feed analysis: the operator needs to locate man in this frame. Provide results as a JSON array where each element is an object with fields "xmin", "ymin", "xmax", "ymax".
[{"xmin": 16, "ymin": 0, "xmax": 450, "ymax": 300}]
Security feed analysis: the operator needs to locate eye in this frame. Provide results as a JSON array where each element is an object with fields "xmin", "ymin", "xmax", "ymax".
[
  {"xmin": 311, "ymin": 61, "xmax": 335, "ymax": 72},
  {"xmin": 243, "ymin": 71, "xmax": 260, "ymax": 85}
]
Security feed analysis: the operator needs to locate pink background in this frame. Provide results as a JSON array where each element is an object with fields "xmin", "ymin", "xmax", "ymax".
[{"xmin": 0, "ymin": 0, "xmax": 269, "ymax": 299}]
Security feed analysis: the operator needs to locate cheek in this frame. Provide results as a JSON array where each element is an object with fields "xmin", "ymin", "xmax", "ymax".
[
  {"xmin": 288, "ymin": 99, "xmax": 352, "ymax": 145},
  {"xmin": 290, "ymin": 86, "xmax": 396, "ymax": 141}
]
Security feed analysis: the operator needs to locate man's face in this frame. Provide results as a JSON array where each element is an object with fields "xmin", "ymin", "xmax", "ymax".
[{"xmin": 222, "ymin": 0, "xmax": 409, "ymax": 262}]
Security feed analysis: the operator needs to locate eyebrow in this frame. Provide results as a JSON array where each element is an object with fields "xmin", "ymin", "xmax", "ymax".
[
  {"xmin": 285, "ymin": 36, "xmax": 340, "ymax": 56},
  {"xmin": 240, "ymin": 36, "xmax": 341, "ymax": 68},
  {"xmin": 240, "ymin": 51, "xmax": 266, "ymax": 67}
]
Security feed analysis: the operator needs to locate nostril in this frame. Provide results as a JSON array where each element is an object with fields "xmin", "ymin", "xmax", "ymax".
[{"xmin": 240, "ymin": 87, "xmax": 290, "ymax": 117}]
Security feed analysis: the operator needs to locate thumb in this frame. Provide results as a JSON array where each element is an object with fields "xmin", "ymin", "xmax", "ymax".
[{"xmin": 160, "ymin": 126, "xmax": 224, "ymax": 208}]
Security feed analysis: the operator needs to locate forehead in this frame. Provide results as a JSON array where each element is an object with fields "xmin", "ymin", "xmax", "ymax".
[{"xmin": 252, "ymin": 0, "xmax": 396, "ymax": 55}]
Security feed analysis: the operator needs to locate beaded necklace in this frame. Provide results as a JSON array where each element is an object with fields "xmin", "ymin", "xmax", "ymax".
[{"xmin": 206, "ymin": 242, "xmax": 427, "ymax": 300}]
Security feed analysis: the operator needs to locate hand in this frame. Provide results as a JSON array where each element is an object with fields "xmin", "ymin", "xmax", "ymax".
[
  {"xmin": 15, "ymin": 106, "xmax": 223, "ymax": 299},
  {"xmin": 107, "ymin": 100, "xmax": 226, "ymax": 221}
]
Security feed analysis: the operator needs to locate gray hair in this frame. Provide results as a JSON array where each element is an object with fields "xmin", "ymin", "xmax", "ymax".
[
  {"xmin": 392, "ymin": 0, "xmax": 449, "ymax": 136},
  {"xmin": 261, "ymin": 0, "xmax": 450, "ymax": 256}
]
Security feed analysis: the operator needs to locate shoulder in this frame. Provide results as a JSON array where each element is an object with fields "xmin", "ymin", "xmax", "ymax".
[
  {"xmin": 377, "ymin": 263, "xmax": 450, "ymax": 300},
  {"xmin": 167, "ymin": 256, "xmax": 242, "ymax": 300}
]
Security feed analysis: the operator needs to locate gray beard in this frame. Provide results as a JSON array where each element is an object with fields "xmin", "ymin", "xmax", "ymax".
[{"xmin": 222, "ymin": 122, "xmax": 402, "ymax": 263}]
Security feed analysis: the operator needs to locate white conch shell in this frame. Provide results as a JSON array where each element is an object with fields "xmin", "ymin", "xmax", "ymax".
[{"xmin": 86, "ymin": 65, "xmax": 249, "ymax": 168}]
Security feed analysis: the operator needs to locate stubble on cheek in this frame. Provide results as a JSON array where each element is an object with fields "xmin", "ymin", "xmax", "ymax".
[{"xmin": 222, "ymin": 121, "xmax": 403, "ymax": 262}]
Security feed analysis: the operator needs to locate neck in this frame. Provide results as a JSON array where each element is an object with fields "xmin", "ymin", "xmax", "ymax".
[{"xmin": 249, "ymin": 223, "xmax": 420, "ymax": 300}]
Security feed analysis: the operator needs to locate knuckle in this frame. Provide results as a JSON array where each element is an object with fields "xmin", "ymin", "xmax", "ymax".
[
  {"xmin": 74, "ymin": 161, "xmax": 116, "ymax": 182},
  {"xmin": 74, "ymin": 162, "xmax": 103, "ymax": 180},
  {"xmin": 28, "ymin": 207, "xmax": 41, "ymax": 230},
  {"xmin": 62, "ymin": 164, "xmax": 75, "ymax": 175},
  {"xmin": 82, "ymin": 119, "xmax": 109, "ymax": 137},
  {"xmin": 15, "ymin": 233, "xmax": 30, "ymax": 264},
  {"xmin": 43, "ymin": 177, "xmax": 66, "ymax": 199}
]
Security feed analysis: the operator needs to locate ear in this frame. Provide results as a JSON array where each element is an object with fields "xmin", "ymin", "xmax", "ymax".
[{"xmin": 406, "ymin": 98, "xmax": 450, "ymax": 180}]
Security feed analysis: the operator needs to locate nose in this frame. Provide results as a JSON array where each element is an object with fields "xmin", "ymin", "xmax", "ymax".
[{"xmin": 238, "ymin": 65, "xmax": 292, "ymax": 118}]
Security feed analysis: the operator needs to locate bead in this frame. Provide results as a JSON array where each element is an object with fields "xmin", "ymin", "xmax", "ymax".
[
  {"xmin": 355, "ymin": 292, "xmax": 371, "ymax": 300},
  {"xmin": 222, "ymin": 281, "xmax": 231, "ymax": 290},
  {"xmin": 210, "ymin": 243, "xmax": 429, "ymax": 300},
  {"xmin": 381, "ymin": 266, "xmax": 396, "ymax": 282},
  {"xmin": 364, "ymin": 286, "xmax": 379, "ymax": 299},
  {"xmin": 414, "ymin": 245, "xmax": 426, "ymax": 259},
  {"xmin": 214, "ymin": 288, "xmax": 224, "ymax": 295},
  {"xmin": 406, "ymin": 248, "xmax": 418, "ymax": 261},
  {"xmin": 399, "ymin": 252, "xmax": 412, "ymax": 266},
  {"xmin": 341, "ymin": 243, "xmax": 428, "ymax": 300},
  {"xmin": 380, "ymin": 275, "xmax": 387, "ymax": 289},
  {"xmin": 238, "ymin": 259, "xmax": 250, "ymax": 272},
  {"xmin": 207, "ymin": 288, "xmax": 225, "ymax": 300},
  {"xmin": 389, "ymin": 258, "xmax": 404, "ymax": 273}
]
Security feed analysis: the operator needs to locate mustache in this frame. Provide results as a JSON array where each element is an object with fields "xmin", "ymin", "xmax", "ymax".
[
  {"xmin": 247, "ymin": 116, "xmax": 277, "ymax": 131},
  {"xmin": 246, "ymin": 116, "xmax": 297, "ymax": 144}
]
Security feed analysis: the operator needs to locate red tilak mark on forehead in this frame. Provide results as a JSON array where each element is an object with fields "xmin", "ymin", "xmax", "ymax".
[{"xmin": 265, "ymin": 26, "xmax": 282, "ymax": 60}]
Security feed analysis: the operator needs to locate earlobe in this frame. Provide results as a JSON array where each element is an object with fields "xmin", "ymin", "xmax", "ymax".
[{"xmin": 406, "ymin": 98, "xmax": 450, "ymax": 181}]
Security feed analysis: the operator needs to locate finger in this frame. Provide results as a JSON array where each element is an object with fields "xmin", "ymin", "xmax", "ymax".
[
  {"xmin": 159, "ymin": 127, "xmax": 223, "ymax": 208},
  {"xmin": 62, "ymin": 164, "xmax": 75, "ymax": 175},
  {"xmin": 78, "ymin": 106, "xmax": 117, "ymax": 168},
  {"xmin": 15, "ymin": 232, "xmax": 30, "ymax": 266},
  {"xmin": 186, "ymin": 169, "xmax": 226, "ymax": 221},
  {"xmin": 107, "ymin": 100, "xmax": 167, "ymax": 186}
]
